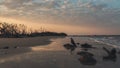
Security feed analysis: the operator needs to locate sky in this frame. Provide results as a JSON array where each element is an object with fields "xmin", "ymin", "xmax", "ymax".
[{"xmin": 0, "ymin": 0, "xmax": 120, "ymax": 35}]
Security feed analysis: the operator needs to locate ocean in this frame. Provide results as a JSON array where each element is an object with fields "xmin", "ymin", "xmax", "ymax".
[{"xmin": 91, "ymin": 36, "xmax": 120, "ymax": 48}]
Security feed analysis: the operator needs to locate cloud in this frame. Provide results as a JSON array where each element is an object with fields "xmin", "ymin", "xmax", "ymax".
[
  {"xmin": 87, "ymin": 2, "xmax": 108, "ymax": 12},
  {"xmin": 0, "ymin": 0, "xmax": 120, "ymax": 34},
  {"xmin": 0, "ymin": 0, "xmax": 120, "ymax": 26},
  {"xmin": 1, "ymin": 0, "xmax": 31, "ymax": 9}
]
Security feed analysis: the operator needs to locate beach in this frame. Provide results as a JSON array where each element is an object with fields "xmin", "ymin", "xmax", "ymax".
[{"xmin": 0, "ymin": 36, "xmax": 120, "ymax": 68}]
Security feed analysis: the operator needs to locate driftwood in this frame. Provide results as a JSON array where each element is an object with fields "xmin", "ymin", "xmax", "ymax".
[
  {"xmin": 64, "ymin": 44, "xmax": 76, "ymax": 54},
  {"xmin": 103, "ymin": 47, "xmax": 117, "ymax": 62},
  {"xmin": 70, "ymin": 38, "xmax": 77, "ymax": 47}
]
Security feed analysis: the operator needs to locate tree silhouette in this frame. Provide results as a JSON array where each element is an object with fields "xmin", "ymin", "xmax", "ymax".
[
  {"xmin": 0, "ymin": 22, "xmax": 28, "ymax": 38},
  {"xmin": 0, "ymin": 22, "xmax": 67, "ymax": 38}
]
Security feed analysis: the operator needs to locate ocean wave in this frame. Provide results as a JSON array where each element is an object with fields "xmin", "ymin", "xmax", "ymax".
[{"xmin": 90, "ymin": 37, "xmax": 120, "ymax": 49}]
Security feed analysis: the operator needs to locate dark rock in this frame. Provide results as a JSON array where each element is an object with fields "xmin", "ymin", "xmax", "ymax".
[
  {"xmin": 3, "ymin": 46, "xmax": 9, "ymax": 49},
  {"xmin": 77, "ymin": 51, "xmax": 94, "ymax": 56},
  {"xmin": 77, "ymin": 51, "xmax": 97, "ymax": 65},
  {"xmin": 63, "ymin": 43, "xmax": 76, "ymax": 54},
  {"xmin": 103, "ymin": 47, "xmax": 117, "ymax": 62},
  {"xmin": 81, "ymin": 43, "xmax": 92, "ymax": 48},
  {"xmin": 14, "ymin": 46, "xmax": 18, "ymax": 48},
  {"xmin": 77, "ymin": 43, "xmax": 80, "ymax": 45}
]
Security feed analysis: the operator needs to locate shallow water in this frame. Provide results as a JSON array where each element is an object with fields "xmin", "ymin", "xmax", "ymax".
[
  {"xmin": 0, "ymin": 37, "xmax": 120, "ymax": 68},
  {"xmin": 91, "ymin": 36, "xmax": 120, "ymax": 48}
]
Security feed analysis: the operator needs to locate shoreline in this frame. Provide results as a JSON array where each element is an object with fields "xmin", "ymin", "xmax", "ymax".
[
  {"xmin": 0, "ymin": 36, "xmax": 62, "ymax": 58},
  {"xmin": 0, "ymin": 36, "xmax": 60, "ymax": 48},
  {"xmin": 0, "ymin": 37, "xmax": 120, "ymax": 68},
  {"xmin": 89, "ymin": 37, "xmax": 120, "ymax": 49}
]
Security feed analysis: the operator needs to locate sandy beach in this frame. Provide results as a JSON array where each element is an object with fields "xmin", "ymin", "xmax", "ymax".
[
  {"xmin": 0, "ymin": 37, "xmax": 120, "ymax": 68},
  {"xmin": 0, "ymin": 0, "xmax": 119, "ymax": 68},
  {"xmin": 0, "ymin": 36, "xmax": 53, "ymax": 48},
  {"xmin": 0, "ymin": 36, "xmax": 57, "ymax": 58}
]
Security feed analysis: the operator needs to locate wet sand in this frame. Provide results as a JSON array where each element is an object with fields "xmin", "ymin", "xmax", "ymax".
[
  {"xmin": 0, "ymin": 36, "xmax": 58, "ymax": 58},
  {"xmin": 0, "ymin": 37, "xmax": 120, "ymax": 68},
  {"xmin": 0, "ymin": 36, "xmax": 53, "ymax": 48}
]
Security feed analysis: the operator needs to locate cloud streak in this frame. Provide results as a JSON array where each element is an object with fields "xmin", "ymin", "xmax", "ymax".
[{"xmin": 0, "ymin": 0, "xmax": 120, "ymax": 34}]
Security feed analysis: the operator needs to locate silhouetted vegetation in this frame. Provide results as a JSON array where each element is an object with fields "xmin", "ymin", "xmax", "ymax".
[
  {"xmin": 0, "ymin": 22, "xmax": 67, "ymax": 38},
  {"xmin": 30, "ymin": 32, "xmax": 67, "ymax": 37}
]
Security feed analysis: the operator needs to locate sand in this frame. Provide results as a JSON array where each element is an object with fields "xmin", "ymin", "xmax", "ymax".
[
  {"xmin": 0, "ymin": 36, "xmax": 58, "ymax": 58},
  {"xmin": 0, "ymin": 36, "xmax": 53, "ymax": 48},
  {"xmin": 0, "ymin": 37, "xmax": 120, "ymax": 68}
]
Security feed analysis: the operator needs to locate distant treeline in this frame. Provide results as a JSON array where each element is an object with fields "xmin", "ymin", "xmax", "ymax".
[
  {"xmin": 69, "ymin": 35, "xmax": 120, "ymax": 37},
  {"xmin": 0, "ymin": 22, "xmax": 67, "ymax": 38},
  {"xmin": 30, "ymin": 32, "xmax": 67, "ymax": 37}
]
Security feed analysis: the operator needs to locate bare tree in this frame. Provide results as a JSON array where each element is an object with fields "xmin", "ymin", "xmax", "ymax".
[{"xmin": 0, "ymin": 22, "xmax": 28, "ymax": 37}]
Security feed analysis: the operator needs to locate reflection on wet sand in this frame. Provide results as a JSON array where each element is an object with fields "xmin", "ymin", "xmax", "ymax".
[
  {"xmin": 0, "ymin": 37, "xmax": 120, "ymax": 68},
  {"xmin": 0, "ymin": 47, "xmax": 31, "ymax": 63}
]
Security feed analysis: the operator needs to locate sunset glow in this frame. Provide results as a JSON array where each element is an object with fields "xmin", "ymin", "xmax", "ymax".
[{"xmin": 0, "ymin": 0, "xmax": 120, "ymax": 35}]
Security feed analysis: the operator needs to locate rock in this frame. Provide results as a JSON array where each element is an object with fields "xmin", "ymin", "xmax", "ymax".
[
  {"xmin": 77, "ymin": 51, "xmax": 97, "ymax": 65},
  {"xmin": 81, "ymin": 43, "xmax": 92, "ymax": 48},
  {"xmin": 103, "ymin": 47, "xmax": 117, "ymax": 62},
  {"xmin": 3, "ymin": 46, "xmax": 9, "ymax": 49},
  {"xmin": 77, "ymin": 51, "xmax": 94, "ymax": 57}
]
